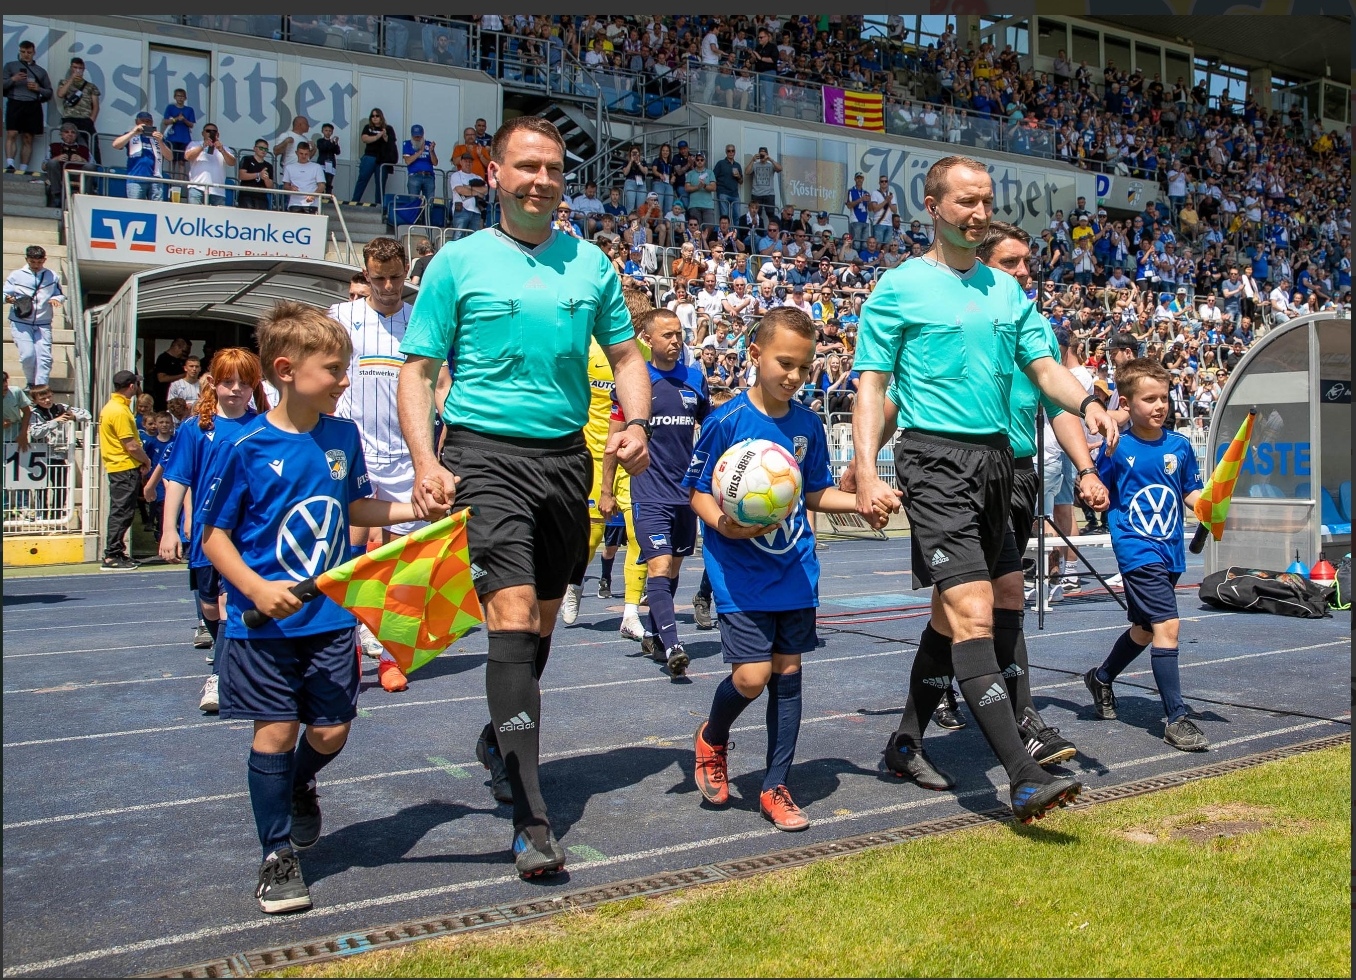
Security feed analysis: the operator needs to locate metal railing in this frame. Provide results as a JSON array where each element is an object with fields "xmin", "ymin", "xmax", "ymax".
[{"xmin": 3, "ymin": 419, "xmax": 88, "ymax": 534}]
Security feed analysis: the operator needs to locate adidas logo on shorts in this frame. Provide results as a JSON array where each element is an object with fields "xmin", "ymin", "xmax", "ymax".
[
  {"xmin": 498, "ymin": 711, "xmax": 535, "ymax": 733},
  {"xmin": 978, "ymin": 682, "xmax": 1007, "ymax": 707},
  {"xmin": 1002, "ymin": 663, "xmax": 1025, "ymax": 678},
  {"xmin": 921, "ymin": 676, "xmax": 952, "ymax": 689},
  {"xmin": 930, "ymin": 549, "xmax": 949, "ymax": 567},
  {"xmin": 470, "ymin": 563, "xmax": 487, "ymax": 581}
]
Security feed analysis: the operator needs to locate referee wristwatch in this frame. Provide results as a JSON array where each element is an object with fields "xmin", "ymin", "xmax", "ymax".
[
  {"xmin": 1074, "ymin": 466, "xmax": 1098, "ymax": 485},
  {"xmin": 1078, "ymin": 394, "xmax": 1099, "ymax": 418},
  {"xmin": 625, "ymin": 418, "xmax": 652, "ymax": 439}
]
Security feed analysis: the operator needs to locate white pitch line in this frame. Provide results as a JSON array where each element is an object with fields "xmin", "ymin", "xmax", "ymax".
[
  {"xmin": 3, "ymin": 717, "xmax": 1343, "ymax": 978},
  {"xmin": 4, "ymin": 618, "xmax": 197, "ymax": 633},
  {"xmin": 4, "ymin": 674, "xmax": 209, "ymax": 695},
  {"xmin": 3, "ymin": 720, "xmax": 234, "ymax": 748}
]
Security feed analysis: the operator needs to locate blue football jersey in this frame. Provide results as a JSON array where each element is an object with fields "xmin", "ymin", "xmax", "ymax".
[
  {"xmin": 198, "ymin": 414, "xmax": 371, "ymax": 638},
  {"xmin": 161, "ymin": 411, "xmax": 260, "ymax": 568},
  {"xmin": 682, "ymin": 392, "xmax": 833, "ymax": 613},
  {"xmin": 1097, "ymin": 428, "xmax": 1202, "ymax": 574},
  {"xmin": 626, "ymin": 361, "xmax": 710, "ymax": 506},
  {"xmin": 142, "ymin": 436, "xmax": 175, "ymax": 502}
]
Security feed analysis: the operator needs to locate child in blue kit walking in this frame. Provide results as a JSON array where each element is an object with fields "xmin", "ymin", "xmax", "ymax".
[
  {"xmin": 683, "ymin": 308, "xmax": 882, "ymax": 830},
  {"xmin": 1083, "ymin": 357, "xmax": 1209, "ymax": 751},
  {"xmin": 200, "ymin": 302, "xmax": 447, "ymax": 914}
]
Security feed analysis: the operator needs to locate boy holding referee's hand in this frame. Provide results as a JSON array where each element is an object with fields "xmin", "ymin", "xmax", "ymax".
[{"xmin": 200, "ymin": 302, "xmax": 447, "ymax": 914}]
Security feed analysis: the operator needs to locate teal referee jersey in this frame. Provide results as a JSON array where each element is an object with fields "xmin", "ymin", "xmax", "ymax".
[
  {"xmin": 854, "ymin": 259, "xmax": 1050, "ymax": 437},
  {"xmin": 401, "ymin": 227, "xmax": 635, "ymax": 440}
]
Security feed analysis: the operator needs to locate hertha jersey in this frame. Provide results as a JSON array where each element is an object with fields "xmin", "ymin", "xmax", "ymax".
[{"xmin": 331, "ymin": 299, "xmax": 413, "ymax": 463}]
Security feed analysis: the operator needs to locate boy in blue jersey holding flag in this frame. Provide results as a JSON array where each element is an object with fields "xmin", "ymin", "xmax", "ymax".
[
  {"xmin": 603, "ymin": 308, "xmax": 709, "ymax": 676},
  {"xmin": 685, "ymin": 308, "xmax": 879, "ymax": 831},
  {"xmin": 200, "ymin": 302, "xmax": 445, "ymax": 915},
  {"xmin": 1083, "ymin": 357, "xmax": 1209, "ymax": 752}
]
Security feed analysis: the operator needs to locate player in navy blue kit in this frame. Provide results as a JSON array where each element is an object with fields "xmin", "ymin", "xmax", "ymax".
[
  {"xmin": 200, "ymin": 302, "xmax": 443, "ymax": 915},
  {"xmin": 603, "ymin": 308, "xmax": 709, "ymax": 675},
  {"xmin": 157, "ymin": 349, "xmax": 270, "ymax": 714},
  {"xmin": 1083, "ymin": 357, "xmax": 1209, "ymax": 751},
  {"xmin": 684, "ymin": 308, "xmax": 879, "ymax": 831}
]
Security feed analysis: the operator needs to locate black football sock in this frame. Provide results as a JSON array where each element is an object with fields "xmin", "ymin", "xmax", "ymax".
[
  {"xmin": 1099, "ymin": 629, "xmax": 1149, "ymax": 684},
  {"xmin": 534, "ymin": 633, "xmax": 552, "ymax": 681},
  {"xmin": 894, "ymin": 622, "xmax": 954, "ymax": 749},
  {"xmin": 696, "ymin": 570, "xmax": 712, "ymax": 601},
  {"xmin": 705, "ymin": 675, "xmax": 756, "ymax": 746},
  {"xmin": 485, "ymin": 630, "xmax": 549, "ymax": 838},
  {"xmin": 600, "ymin": 554, "xmax": 615, "ymax": 580},
  {"xmin": 994, "ymin": 608, "xmax": 1037, "ymax": 719},
  {"xmin": 952, "ymin": 637, "xmax": 1046, "ymax": 784},
  {"xmin": 292, "ymin": 733, "xmax": 342, "ymax": 790},
  {"xmin": 646, "ymin": 573, "xmax": 681, "ymax": 652},
  {"xmin": 1150, "ymin": 646, "xmax": 1187, "ymax": 722},
  {"xmin": 248, "ymin": 748, "xmax": 295, "ymax": 859},
  {"xmin": 762, "ymin": 669, "xmax": 803, "ymax": 792}
]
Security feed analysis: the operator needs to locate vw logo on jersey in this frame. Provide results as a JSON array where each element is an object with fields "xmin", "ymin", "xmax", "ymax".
[
  {"xmin": 1127, "ymin": 484, "xmax": 1179, "ymax": 540},
  {"xmin": 750, "ymin": 504, "xmax": 807, "ymax": 556},
  {"xmin": 276, "ymin": 495, "xmax": 346, "ymax": 581},
  {"xmin": 325, "ymin": 449, "xmax": 348, "ymax": 481}
]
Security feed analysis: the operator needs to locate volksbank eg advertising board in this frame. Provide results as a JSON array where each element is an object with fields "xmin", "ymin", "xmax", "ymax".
[{"xmin": 72, "ymin": 197, "xmax": 327, "ymax": 266}]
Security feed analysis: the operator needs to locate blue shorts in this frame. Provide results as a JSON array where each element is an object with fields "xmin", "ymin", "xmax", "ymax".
[
  {"xmin": 188, "ymin": 565, "xmax": 221, "ymax": 608},
  {"xmin": 603, "ymin": 522, "xmax": 628, "ymax": 548},
  {"xmin": 718, "ymin": 608, "xmax": 818, "ymax": 663},
  {"xmin": 633, "ymin": 500, "xmax": 697, "ymax": 561},
  {"xmin": 1042, "ymin": 452, "xmax": 1077, "ymax": 512},
  {"xmin": 218, "ymin": 627, "xmax": 360, "ymax": 726},
  {"xmin": 1122, "ymin": 564, "xmax": 1181, "ymax": 628}
]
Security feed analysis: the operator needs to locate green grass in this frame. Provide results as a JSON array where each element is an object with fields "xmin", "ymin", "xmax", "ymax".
[{"xmin": 274, "ymin": 744, "xmax": 1351, "ymax": 978}]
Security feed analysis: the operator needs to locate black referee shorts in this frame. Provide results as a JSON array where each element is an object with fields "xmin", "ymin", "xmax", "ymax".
[
  {"xmin": 440, "ymin": 426, "xmax": 592, "ymax": 602},
  {"xmin": 993, "ymin": 455, "xmax": 1040, "ymax": 580},
  {"xmin": 898, "ymin": 429, "xmax": 1014, "ymax": 591}
]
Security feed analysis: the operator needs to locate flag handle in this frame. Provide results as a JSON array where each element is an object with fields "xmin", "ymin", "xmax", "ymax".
[
  {"xmin": 243, "ymin": 578, "xmax": 324, "ymax": 629},
  {"xmin": 1188, "ymin": 523, "xmax": 1210, "ymax": 554}
]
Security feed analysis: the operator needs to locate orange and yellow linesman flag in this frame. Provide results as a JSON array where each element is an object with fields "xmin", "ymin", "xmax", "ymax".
[
  {"xmin": 316, "ymin": 508, "xmax": 483, "ymax": 674},
  {"xmin": 1194, "ymin": 409, "xmax": 1257, "ymax": 542},
  {"xmin": 823, "ymin": 86, "xmax": 885, "ymax": 132}
]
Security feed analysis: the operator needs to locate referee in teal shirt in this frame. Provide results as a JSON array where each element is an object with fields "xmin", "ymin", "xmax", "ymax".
[
  {"xmin": 851, "ymin": 155, "xmax": 1119, "ymax": 823},
  {"xmin": 398, "ymin": 117, "xmax": 653, "ymax": 879}
]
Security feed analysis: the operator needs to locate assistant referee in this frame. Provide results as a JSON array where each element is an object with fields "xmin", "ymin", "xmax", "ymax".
[
  {"xmin": 397, "ymin": 116, "xmax": 652, "ymax": 878},
  {"xmin": 851, "ymin": 155, "xmax": 1119, "ymax": 823}
]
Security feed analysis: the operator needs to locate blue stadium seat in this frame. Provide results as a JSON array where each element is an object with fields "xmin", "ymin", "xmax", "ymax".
[
  {"xmin": 1340, "ymin": 481, "xmax": 1351, "ymax": 522},
  {"xmin": 1320, "ymin": 487, "xmax": 1344, "ymax": 527},
  {"xmin": 1294, "ymin": 481, "xmax": 1310, "ymax": 499},
  {"xmin": 103, "ymin": 166, "xmax": 127, "ymax": 199},
  {"xmin": 1247, "ymin": 483, "xmax": 1285, "ymax": 498}
]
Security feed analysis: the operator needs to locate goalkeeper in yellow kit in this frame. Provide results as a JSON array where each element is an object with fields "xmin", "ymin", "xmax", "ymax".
[{"xmin": 559, "ymin": 337, "xmax": 648, "ymax": 639}]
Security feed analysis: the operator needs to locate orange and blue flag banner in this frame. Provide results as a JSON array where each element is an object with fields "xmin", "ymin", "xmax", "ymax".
[
  {"xmin": 1194, "ymin": 409, "xmax": 1257, "ymax": 541},
  {"xmin": 314, "ymin": 508, "xmax": 482, "ymax": 674},
  {"xmin": 823, "ymin": 86, "xmax": 885, "ymax": 132}
]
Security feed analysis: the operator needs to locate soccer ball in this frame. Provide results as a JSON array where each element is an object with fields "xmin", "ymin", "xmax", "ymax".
[{"xmin": 713, "ymin": 438, "xmax": 802, "ymax": 527}]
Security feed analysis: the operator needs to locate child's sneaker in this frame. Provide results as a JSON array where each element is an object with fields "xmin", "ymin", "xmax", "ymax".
[
  {"xmin": 692, "ymin": 594, "xmax": 714, "ymax": 629},
  {"xmin": 1084, "ymin": 668, "xmax": 1118, "ymax": 719},
  {"xmin": 198, "ymin": 674, "xmax": 219, "ymax": 714},
  {"xmin": 759, "ymin": 785, "xmax": 810, "ymax": 831},
  {"xmin": 641, "ymin": 633, "xmax": 664, "ymax": 662},
  {"xmin": 193, "ymin": 622, "xmax": 213, "ymax": 649},
  {"xmin": 378, "ymin": 659, "xmax": 408, "ymax": 692},
  {"xmin": 561, "ymin": 583, "xmax": 582, "ymax": 625},
  {"xmin": 596, "ymin": 577, "xmax": 612, "ymax": 599},
  {"xmin": 693, "ymin": 721, "xmax": 730, "ymax": 804},
  {"xmin": 255, "ymin": 847, "xmax": 311, "ymax": 914},
  {"xmin": 1163, "ymin": 716, "xmax": 1210, "ymax": 751},
  {"xmin": 512, "ymin": 826, "xmax": 566, "ymax": 878},
  {"xmin": 619, "ymin": 612, "xmax": 645, "ymax": 641},
  {"xmin": 290, "ymin": 781, "xmax": 322, "ymax": 849}
]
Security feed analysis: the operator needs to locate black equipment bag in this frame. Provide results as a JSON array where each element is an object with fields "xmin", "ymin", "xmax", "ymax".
[{"xmin": 1198, "ymin": 566, "xmax": 1333, "ymax": 619}]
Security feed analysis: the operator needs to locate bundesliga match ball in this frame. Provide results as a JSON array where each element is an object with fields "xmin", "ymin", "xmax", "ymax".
[{"xmin": 713, "ymin": 438, "xmax": 802, "ymax": 527}]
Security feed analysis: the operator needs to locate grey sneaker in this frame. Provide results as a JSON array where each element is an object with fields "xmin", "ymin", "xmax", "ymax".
[
  {"xmin": 692, "ymin": 594, "xmax": 714, "ymax": 629},
  {"xmin": 1164, "ymin": 716, "xmax": 1210, "ymax": 752},
  {"xmin": 193, "ymin": 622, "xmax": 214, "ymax": 649},
  {"xmin": 1084, "ymin": 668, "xmax": 1118, "ymax": 720},
  {"xmin": 255, "ymin": 847, "xmax": 312, "ymax": 914},
  {"xmin": 561, "ymin": 584, "xmax": 582, "ymax": 625}
]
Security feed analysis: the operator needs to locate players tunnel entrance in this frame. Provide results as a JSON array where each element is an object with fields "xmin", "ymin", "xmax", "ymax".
[
  {"xmin": 85, "ymin": 258, "xmax": 386, "ymax": 410},
  {"xmin": 1201, "ymin": 312, "xmax": 1351, "ymax": 575}
]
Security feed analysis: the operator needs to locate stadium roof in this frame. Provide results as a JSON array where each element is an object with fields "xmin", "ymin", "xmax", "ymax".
[{"xmin": 1088, "ymin": 15, "xmax": 1350, "ymax": 81}]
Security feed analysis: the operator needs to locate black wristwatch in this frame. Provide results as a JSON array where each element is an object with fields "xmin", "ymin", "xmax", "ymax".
[
  {"xmin": 1075, "ymin": 466, "xmax": 1098, "ymax": 484},
  {"xmin": 625, "ymin": 418, "xmax": 652, "ymax": 438},
  {"xmin": 1079, "ymin": 394, "xmax": 1099, "ymax": 418}
]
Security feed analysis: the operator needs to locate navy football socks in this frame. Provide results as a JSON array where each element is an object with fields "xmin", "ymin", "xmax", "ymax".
[
  {"xmin": 762, "ymin": 670, "xmax": 803, "ymax": 792},
  {"xmin": 248, "ymin": 748, "xmax": 295, "ymax": 858},
  {"xmin": 705, "ymin": 676, "xmax": 755, "ymax": 746},
  {"xmin": 1099, "ymin": 629, "xmax": 1149, "ymax": 684},
  {"xmin": 1150, "ymin": 646, "xmax": 1187, "ymax": 722}
]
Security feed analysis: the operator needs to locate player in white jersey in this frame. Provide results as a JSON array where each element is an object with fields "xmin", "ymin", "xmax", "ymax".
[{"xmin": 331, "ymin": 237, "xmax": 448, "ymax": 692}]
